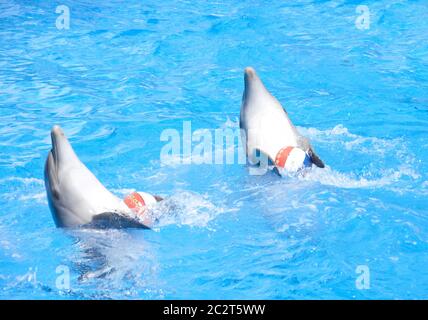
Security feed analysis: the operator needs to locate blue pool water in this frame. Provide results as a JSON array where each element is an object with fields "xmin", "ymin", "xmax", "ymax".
[{"xmin": 1, "ymin": 0, "xmax": 428, "ymax": 299}]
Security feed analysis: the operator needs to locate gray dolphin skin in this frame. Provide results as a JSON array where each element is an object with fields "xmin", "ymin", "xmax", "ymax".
[
  {"xmin": 44, "ymin": 125, "xmax": 145, "ymax": 228},
  {"xmin": 240, "ymin": 67, "xmax": 325, "ymax": 169}
]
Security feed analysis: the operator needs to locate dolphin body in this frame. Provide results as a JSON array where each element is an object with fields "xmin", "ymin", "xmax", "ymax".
[
  {"xmin": 44, "ymin": 125, "xmax": 156, "ymax": 228},
  {"xmin": 240, "ymin": 67, "xmax": 324, "ymax": 173}
]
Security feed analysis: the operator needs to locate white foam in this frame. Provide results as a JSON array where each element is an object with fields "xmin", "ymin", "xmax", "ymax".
[
  {"xmin": 298, "ymin": 124, "xmax": 404, "ymax": 157},
  {"xmin": 299, "ymin": 166, "xmax": 411, "ymax": 189},
  {"xmin": 18, "ymin": 192, "xmax": 47, "ymax": 204},
  {"xmin": 0, "ymin": 177, "xmax": 44, "ymax": 185},
  {"xmin": 0, "ymin": 177, "xmax": 46, "ymax": 203},
  {"xmin": 149, "ymin": 191, "xmax": 223, "ymax": 228},
  {"xmin": 68, "ymin": 228, "xmax": 162, "ymax": 298}
]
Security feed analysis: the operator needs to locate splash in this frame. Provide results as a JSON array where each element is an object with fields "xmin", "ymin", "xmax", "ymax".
[
  {"xmin": 296, "ymin": 124, "xmax": 420, "ymax": 190},
  {"xmin": 298, "ymin": 165, "xmax": 417, "ymax": 189},
  {"xmin": 149, "ymin": 191, "xmax": 223, "ymax": 228},
  {"xmin": 66, "ymin": 228, "xmax": 163, "ymax": 299}
]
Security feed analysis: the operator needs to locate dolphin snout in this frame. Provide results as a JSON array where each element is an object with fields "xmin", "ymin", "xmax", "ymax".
[
  {"xmin": 49, "ymin": 125, "xmax": 74, "ymax": 165},
  {"xmin": 243, "ymin": 67, "xmax": 261, "ymax": 99},
  {"xmin": 244, "ymin": 67, "xmax": 256, "ymax": 80},
  {"xmin": 50, "ymin": 125, "xmax": 65, "ymax": 149},
  {"xmin": 50, "ymin": 125, "xmax": 60, "ymax": 155},
  {"xmin": 51, "ymin": 125, "xmax": 64, "ymax": 140}
]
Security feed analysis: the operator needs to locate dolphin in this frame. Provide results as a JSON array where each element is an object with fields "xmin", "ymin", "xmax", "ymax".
[
  {"xmin": 240, "ymin": 67, "xmax": 324, "ymax": 173},
  {"xmin": 44, "ymin": 125, "xmax": 159, "ymax": 228}
]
